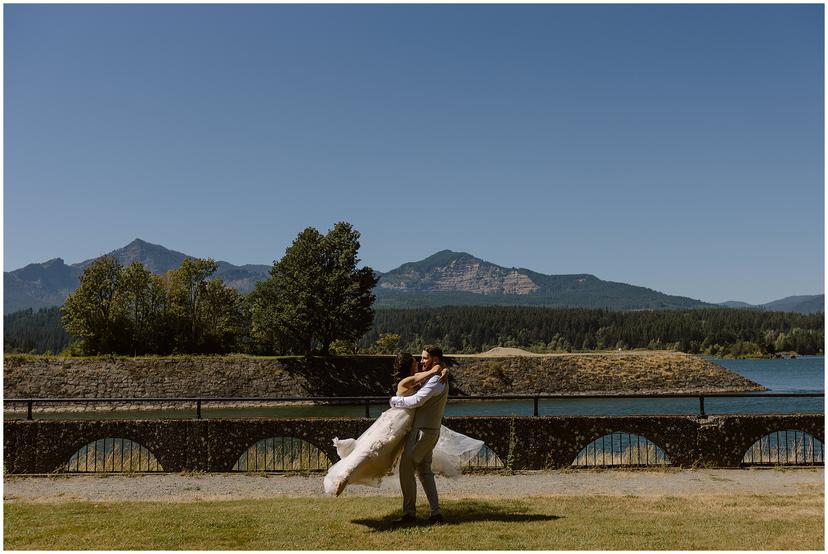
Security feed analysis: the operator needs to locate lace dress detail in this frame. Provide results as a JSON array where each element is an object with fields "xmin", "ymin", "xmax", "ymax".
[{"xmin": 323, "ymin": 407, "xmax": 484, "ymax": 495}]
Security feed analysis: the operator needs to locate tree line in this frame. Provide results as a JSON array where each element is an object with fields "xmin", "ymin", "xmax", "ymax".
[
  {"xmin": 6, "ymin": 301, "xmax": 823, "ymax": 359},
  {"xmin": 4, "ymin": 306, "xmax": 69, "ymax": 355},
  {"xmin": 363, "ymin": 306, "xmax": 824, "ymax": 357}
]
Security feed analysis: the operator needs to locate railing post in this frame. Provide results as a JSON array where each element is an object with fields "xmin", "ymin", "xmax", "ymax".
[
  {"xmin": 533, "ymin": 396, "xmax": 539, "ymax": 417},
  {"xmin": 196, "ymin": 400, "xmax": 202, "ymax": 419},
  {"xmin": 364, "ymin": 399, "xmax": 371, "ymax": 418},
  {"xmin": 27, "ymin": 400, "xmax": 33, "ymax": 420},
  {"xmin": 699, "ymin": 396, "xmax": 705, "ymax": 417}
]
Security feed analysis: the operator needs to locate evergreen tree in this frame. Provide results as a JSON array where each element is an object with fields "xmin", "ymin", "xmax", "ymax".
[
  {"xmin": 3, "ymin": 307, "xmax": 70, "ymax": 354},
  {"xmin": 252, "ymin": 222, "xmax": 378, "ymax": 355}
]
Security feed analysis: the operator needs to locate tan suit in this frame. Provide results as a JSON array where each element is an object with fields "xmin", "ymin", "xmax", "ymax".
[{"xmin": 398, "ymin": 377, "xmax": 449, "ymax": 517}]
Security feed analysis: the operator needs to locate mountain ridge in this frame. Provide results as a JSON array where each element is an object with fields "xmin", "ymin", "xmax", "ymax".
[
  {"xmin": 374, "ymin": 249, "xmax": 710, "ymax": 310},
  {"xmin": 4, "ymin": 239, "xmax": 271, "ymax": 314},
  {"xmin": 717, "ymin": 294, "xmax": 823, "ymax": 314},
  {"xmin": 3, "ymin": 241, "xmax": 823, "ymax": 314}
]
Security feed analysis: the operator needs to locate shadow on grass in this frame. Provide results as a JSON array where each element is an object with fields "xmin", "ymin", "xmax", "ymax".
[{"xmin": 352, "ymin": 499, "xmax": 561, "ymax": 531}]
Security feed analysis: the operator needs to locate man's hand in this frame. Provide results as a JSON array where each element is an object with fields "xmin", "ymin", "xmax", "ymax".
[{"xmin": 439, "ymin": 367, "xmax": 449, "ymax": 384}]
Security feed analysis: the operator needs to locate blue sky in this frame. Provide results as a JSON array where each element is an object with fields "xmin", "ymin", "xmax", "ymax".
[{"xmin": 4, "ymin": 4, "xmax": 823, "ymax": 304}]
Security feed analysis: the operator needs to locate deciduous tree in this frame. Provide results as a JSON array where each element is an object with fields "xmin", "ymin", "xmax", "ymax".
[
  {"xmin": 167, "ymin": 258, "xmax": 218, "ymax": 351},
  {"xmin": 61, "ymin": 256, "xmax": 128, "ymax": 354}
]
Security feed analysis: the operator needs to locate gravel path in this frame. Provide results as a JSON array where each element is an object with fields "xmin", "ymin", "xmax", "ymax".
[{"xmin": 4, "ymin": 468, "xmax": 822, "ymax": 503}]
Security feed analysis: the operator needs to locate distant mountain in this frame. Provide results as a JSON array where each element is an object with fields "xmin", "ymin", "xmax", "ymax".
[
  {"xmin": 4, "ymin": 258, "xmax": 81, "ymax": 314},
  {"xmin": 5, "ymin": 243, "xmax": 822, "ymax": 315},
  {"xmin": 3, "ymin": 239, "xmax": 270, "ymax": 314},
  {"xmin": 74, "ymin": 238, "xmax": 190, "ymax": 274},
  {"xmin": 761, "ymin": 295, "xmax": 823, "ymax": 314},
  {"xmin": 719, "ymin": 300, "xmax": 754, "ymax": 309},
  {"xmin": 716, "ymin": 294, "xmax": 823, "ymax": 315},
  {"xmin": 374, "ymin": 250, "xmax": 711, "ymax": 310}
]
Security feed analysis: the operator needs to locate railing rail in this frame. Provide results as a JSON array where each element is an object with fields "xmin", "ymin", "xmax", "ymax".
[{"xmin": 4, "ymin": 393, "xmax": 823, "ymax": 420}]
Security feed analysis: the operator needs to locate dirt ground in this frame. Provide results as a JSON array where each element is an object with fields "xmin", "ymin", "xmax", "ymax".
[{"xmin": 4, "ymin": 468, "xmax": 822, "ymax": 504}]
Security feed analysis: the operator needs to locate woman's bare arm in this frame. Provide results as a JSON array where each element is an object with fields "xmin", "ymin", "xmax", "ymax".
[
  {"xmin": 396, "ymin": 368, "xmax": 437, "ymax": 395},
  {"xmin": 396, "ymin": 366, "xmax": 449, "ymax": 396}
]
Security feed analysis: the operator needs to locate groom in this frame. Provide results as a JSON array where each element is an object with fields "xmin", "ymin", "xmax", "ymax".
[{"xmin": 388, "ymin": 344, "xmax": 449, "ymax": 524}]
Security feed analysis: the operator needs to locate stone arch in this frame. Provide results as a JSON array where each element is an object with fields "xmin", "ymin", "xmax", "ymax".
[
  {"xmin": 742, "ymin": 429, "xmax": 824, "ymax": 466},
  {"xmin": 556, "ymin": 419, "xmax": 688, "ymax": 469},
  {"xmin": 45, "ymin": 425, "xmax": 171, "ymax": 474},
  {"xmin": 704, "ymin": 415, "xmax": 827, "ymax": 467},
  {"xmin": 206, "ymin": 419, "xmax": 353, "ymax": 472},
  {"xmin": 572, "ymin": 431, "xmax": 670, "ymax": 467},
  {"xmin": 440, "ymin": 418, "xmax": 512, "ymax": 469},
  {"xmin": 58, "ymin": 437, "xmax": 163, "ymax": 473},
  {"xmin": 465, "ymin": 443, "xmax": 506, "ymax": 469},
  {"xmin": 232, "ymin": 436, "xmax": 333, "ymax": 472}
]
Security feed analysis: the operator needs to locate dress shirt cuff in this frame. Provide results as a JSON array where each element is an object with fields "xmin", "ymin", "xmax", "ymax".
[{"xmin": 389, "ymin": 396, "xmax": 405, "ymax": 408}]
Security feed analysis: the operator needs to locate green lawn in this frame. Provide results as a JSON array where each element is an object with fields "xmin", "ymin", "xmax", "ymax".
[{"xmin": 5, "ymin": 493, "xmax": 823, "ymax": 550}]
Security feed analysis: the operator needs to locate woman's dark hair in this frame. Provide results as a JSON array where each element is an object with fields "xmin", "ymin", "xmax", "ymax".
[{"xmin": 392, "ymin": 352, "xmax": 415, "ymax": 384}]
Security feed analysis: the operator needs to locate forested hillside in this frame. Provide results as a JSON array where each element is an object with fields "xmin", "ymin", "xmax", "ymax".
[{"xmin": 363, "ymin": 306, "xmax": 824, "ymax": 357}]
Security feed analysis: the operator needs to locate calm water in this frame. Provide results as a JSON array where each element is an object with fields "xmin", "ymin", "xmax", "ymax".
[{"xmin": 6, "ymin": 356, "xmax": 824, "ymax": 420}]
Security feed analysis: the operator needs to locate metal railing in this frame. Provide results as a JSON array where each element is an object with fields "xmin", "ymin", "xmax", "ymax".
[
  {"xmin": 742, "ymin": 429, "xmax": 824, "ymax": 466},
  {"xmin": 60, "ymin": 437, "xmax": 163, "ymax": 473},
  {"xmin": 233, "ymin": 436, "xmax": 332, "ymax": 472},
  {"xmin": 573, "ymin": 432, "xmax": 670, "ymax": 467},
  {"xmin": 4, "ymin": 392, "xmax": 823, "ymax": 420}
]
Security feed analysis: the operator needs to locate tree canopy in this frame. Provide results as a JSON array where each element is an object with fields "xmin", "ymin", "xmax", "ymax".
[
  {"xmin": 59, "ymin": 256, "xmax": 245, "ymax": 355},
  {"xmin": 250, "ymin": 222, "xmax": 378, "ymax": 355}
]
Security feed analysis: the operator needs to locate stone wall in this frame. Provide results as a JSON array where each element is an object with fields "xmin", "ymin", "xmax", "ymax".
[
  {"xmin": 4, "ymin": 414, "xmax": 822, "ymax": 473},
  {"xmin": 4, "ymin": 352, "xmax": 765, "ymax": 411}
]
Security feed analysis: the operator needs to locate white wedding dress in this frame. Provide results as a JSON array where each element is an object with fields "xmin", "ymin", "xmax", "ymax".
[{"xmin": 323, "ymin": 406, "xmax": 485, "ymax": 495}]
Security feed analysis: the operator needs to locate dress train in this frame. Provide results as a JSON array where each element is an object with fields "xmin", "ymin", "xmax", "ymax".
[{"xmin": 322, "ymin": 407, "xmax": 484, "ymax": 495}]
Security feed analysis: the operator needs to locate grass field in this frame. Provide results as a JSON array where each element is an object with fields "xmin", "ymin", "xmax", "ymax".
[{"xmin": 5, "ymin": 492, "xmax": 823, "ymax": 550}]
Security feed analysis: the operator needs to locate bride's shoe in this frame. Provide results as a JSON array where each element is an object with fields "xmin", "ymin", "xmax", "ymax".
[{"xmin": 335, "ymin": 478, "xmax": 348, "ymax": 497}]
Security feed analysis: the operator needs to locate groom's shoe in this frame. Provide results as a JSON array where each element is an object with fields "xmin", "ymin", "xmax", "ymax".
[
  {"xmin": 391, "ymin": 514, "xmax": 417, "ymax": 525},
  {"xmin": 427, "ymin": 514, "xmax": 445, "ymax": 525}
]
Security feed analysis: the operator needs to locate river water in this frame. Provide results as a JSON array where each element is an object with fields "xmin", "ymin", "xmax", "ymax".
[{"xmin": 5, "ymin": 356, "xmax": 824, "ymax": 420}]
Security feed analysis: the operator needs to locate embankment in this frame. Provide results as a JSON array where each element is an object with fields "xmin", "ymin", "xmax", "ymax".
[{"xmin": 4, "ymin": 352, "xmax": 765, "ymax": 411}]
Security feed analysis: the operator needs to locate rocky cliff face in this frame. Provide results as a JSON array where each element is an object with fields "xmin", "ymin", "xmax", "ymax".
[
  {"xmin": 374, "ymin": 251, "xmax": 714, "ymax": 309},
  {"xmin": 380, "ymin": 254, "xmax": 540, "ymax": 295}
]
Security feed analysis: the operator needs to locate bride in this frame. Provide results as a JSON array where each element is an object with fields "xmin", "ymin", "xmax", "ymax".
[{"xmin": 323, "ymin": 352, "xmax": 484, "ymax": 496}]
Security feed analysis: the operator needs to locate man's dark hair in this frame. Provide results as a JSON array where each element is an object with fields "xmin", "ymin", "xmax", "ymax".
[{"xmin": 424, "ymin": 344, "xmax": 443, "ymax": 360}]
